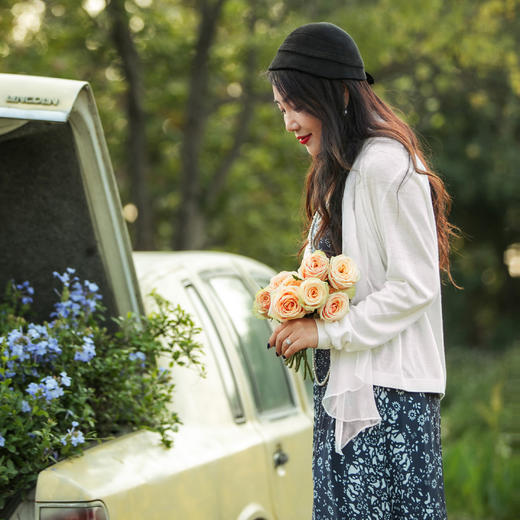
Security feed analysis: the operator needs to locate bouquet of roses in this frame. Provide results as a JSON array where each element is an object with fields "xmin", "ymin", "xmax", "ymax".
[{"xmin": 253, "ymin": 250, "xmax": 360, "ymax": 379}]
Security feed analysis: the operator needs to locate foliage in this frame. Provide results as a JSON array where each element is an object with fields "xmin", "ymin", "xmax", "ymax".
[
  {"xmin": 0, "ymin": 0, "xmax": 518, "ymax": 340},
  {"xmin": 442, "ymin": 345, "xmax": 519, "ymax": 519},
  {"xmin": 0, "ymin": 269, "xmax": 202, "ymax": 509}
]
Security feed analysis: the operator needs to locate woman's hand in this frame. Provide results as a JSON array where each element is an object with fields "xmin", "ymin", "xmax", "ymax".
[{"xmin": 268, "ymin": 318, "xmax": 318, "ymax": 358}]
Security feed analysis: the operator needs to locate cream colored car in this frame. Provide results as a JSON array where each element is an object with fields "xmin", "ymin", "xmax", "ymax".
[
  {"xmin": 32, "ymin": 251, "xmax": 313, "ymax": 520},
  {"xmin": 1, "ymin": 74, "xmax": 313, "ymax": 520}
]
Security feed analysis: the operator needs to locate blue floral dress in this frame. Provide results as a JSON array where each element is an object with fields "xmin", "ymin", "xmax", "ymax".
[{"xmin": 311, "ymin": 226, "xmax": 447, "ymax": 520}]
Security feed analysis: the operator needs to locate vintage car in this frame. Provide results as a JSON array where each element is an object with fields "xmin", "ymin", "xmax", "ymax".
[{"xmin": 0, "ymin": 74, "xmax": 313, "ymax": 520}]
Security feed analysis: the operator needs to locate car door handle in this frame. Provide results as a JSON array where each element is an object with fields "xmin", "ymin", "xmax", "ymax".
[{"xmin": 273, "ymin": 446, "xmax": 289, "ymax": 468}]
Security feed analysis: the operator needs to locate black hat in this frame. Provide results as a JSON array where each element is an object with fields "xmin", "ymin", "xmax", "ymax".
[{"xmin": 268, "ymin": 22, "xmax": 374, "ymax": 84}]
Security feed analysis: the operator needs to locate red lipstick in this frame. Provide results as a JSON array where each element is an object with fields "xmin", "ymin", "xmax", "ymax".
[{"xmin": 297, "ymin": 134, "xmax": 311, "ymax": 145}]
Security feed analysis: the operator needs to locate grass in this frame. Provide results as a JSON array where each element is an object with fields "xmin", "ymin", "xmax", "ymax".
[{"xmin": 442, "ymin": 344, "xmax": 519, "ymax": 519}]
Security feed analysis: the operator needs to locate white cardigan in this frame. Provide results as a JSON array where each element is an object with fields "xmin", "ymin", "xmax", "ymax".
[{"xmin": 311, "ymin": 137, "xmax": 446, "ymax": 453}]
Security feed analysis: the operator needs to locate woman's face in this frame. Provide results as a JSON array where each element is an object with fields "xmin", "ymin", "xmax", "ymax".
[{"xmin": 273, "ymin": 86, "xmax": 322, "ymax": 158}]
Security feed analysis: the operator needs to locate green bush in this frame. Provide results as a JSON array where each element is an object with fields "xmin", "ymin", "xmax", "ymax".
[
  {"xmin": 0, "ymin": 269, "xmax": 203, "ymax": 510},
  {"xmin": 443, "ymin": 346, "xmax": 519, "ymax": 519}
]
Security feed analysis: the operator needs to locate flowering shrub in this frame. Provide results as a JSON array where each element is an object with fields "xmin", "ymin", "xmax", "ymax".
[{"xmin": 0, "ymin": 269, "xmax": 203, "ymax": 509}]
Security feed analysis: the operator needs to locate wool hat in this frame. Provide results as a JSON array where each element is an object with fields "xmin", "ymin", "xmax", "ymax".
[{"xmin": 268, "ymin": 22, "xmax": 374, "ymax": 84}]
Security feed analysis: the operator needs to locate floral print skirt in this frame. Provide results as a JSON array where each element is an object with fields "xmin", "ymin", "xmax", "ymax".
[{"xmin": 312, "ymin": 349, "xmax": 447, "ymax": 520}]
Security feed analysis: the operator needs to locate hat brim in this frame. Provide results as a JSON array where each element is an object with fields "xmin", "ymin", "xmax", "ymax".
[{"xmin": 269, "ymin": 50, "xmax": 374, "ymax": 83}]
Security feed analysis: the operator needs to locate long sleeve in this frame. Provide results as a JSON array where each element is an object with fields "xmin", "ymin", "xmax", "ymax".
[{"xmin": 318, "ymin": 141, "xmax": 440, "ymax": 352}]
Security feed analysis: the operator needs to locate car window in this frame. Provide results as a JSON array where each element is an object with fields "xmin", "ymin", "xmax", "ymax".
[
  {"xmin": 251, "ymin": 272, "xmax": 314, "ymax": 404},
  {"xmin": 205, "ymin": 275, "xmax": 295, "ymax": 416},
  {"xmin": 250, "ymin": 273, "xmax": 271, "ymax": 291},
  {"xmin": 184, "ymin": 284, "xmax": 245, "ymax": 423}
]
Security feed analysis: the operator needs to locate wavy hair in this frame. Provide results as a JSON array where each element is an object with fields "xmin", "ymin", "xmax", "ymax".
[{"xmin": 267, "ymin": 69, "xmax": 460, "ymax": 286}]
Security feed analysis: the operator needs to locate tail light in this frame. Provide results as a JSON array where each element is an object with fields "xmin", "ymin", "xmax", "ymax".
[{"xmin": 39, "ymin": 503, "xmax": 108, "ymax": 520}]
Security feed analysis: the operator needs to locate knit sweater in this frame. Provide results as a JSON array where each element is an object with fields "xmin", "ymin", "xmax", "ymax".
[{"xmin": 311, "ymin": 136, "xmax": 446, "ymax": 453}]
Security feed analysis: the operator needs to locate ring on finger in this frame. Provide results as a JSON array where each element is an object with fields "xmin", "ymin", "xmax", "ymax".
[{"xmin": 284, "ymin": 338, "xmax": 292, "ymax": 347}]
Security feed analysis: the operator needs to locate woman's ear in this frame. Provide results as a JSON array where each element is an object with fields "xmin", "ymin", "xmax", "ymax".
[{"xmin": 344, "ymin": 86, "xmax": 350, "ymax": 107}]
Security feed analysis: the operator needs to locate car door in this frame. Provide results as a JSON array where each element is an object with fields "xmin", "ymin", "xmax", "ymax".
[
  {"xmin": 134, "ymin": 256, "xmax": 275, "ymax": 520},
  {"xmin": 202, "ymin": 272, "xmax": 313, "ymax": 520},
  {"xmin": 245, "ymin": 266, "xmax": 315, "ymax": 416}
]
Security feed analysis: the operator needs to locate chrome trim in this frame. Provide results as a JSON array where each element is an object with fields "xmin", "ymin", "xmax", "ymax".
[{"xmin": 0, "ymin": 107, "xmax": 68, "ymax": 122}]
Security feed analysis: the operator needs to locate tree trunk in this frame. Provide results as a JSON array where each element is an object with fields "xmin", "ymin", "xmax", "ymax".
[
  {"xmin": 107, "ymin": 0, "xmax": 154, "ymax": 250},
  {"xmin": 204, "ymin": 9, "xmax": 258, "ymax": 211},
  {"xmin": 174, "ymin": 0, "xmax": 226, "ymax": 250}
]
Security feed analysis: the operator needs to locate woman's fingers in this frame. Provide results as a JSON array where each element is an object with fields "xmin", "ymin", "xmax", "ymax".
[
  {"xmin": 275, "ymin": 325, "xmax": 293, "ymax": 356},
  {"xmin": 268, "ymin": 318, "xmax": 318, "ymax": 357},
  {"xmin": 268, "ymin": 322, "xmax": 289, "ymax": 355},
  {"xmin": 282, "ymin": 337, "xmax": 306, "ymax": 358}
]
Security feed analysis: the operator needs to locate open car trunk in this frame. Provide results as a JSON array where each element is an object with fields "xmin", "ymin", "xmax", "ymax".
[
  {"xmin": 0, "ymin": 73, "xmax": 142, "ymax": 519},
  {"xmin": 0, "ymin": 73, "xmax": 142, "ymax": 323}
]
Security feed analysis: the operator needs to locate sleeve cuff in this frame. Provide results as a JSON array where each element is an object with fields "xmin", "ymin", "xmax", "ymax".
[{"xmin": 315, "ymin": 319, "xmax": 332, "ymax": 349}]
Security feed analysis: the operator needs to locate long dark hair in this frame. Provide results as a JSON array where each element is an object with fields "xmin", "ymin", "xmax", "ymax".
[{"xmin": 267, "ymin": 69, "xmax": 459, "ymax": 286}]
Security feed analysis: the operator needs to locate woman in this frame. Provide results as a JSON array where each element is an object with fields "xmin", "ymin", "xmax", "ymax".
[{"xmin": 267, "ymin": 23, "xmax": 457, "ymax": 519}]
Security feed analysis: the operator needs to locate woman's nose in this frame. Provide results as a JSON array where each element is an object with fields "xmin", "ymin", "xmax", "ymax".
[{"xmin": 285, "ymin": 114, "xmax": 299, "ymax": 133}]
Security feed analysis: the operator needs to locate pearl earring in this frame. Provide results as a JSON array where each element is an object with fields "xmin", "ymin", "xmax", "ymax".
[{"xmin": 343, "ymin": 106, "xmax": 348, "ymax": 116}]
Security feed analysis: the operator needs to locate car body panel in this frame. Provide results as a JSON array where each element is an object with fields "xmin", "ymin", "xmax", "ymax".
[{"xmin": 31, "ymin": 251, "xmax": 313, "ymax": 519}]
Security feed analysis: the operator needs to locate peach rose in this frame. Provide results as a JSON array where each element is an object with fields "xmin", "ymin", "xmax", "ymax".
[
  {"xmin": 253, "ymin": 287, "xmax": 271, "ymax": 317},
  {"xmin": 328, "ymin": 255, "xmax": 360, "ymax": 290},
  {"xmin": 298, "ymin": 277, "xmax": 329, "ymax": 312},
  {"xmin": 269, "ymin": 285, "xmax": 306, "ymax": 322},
  {"xmin": 299, "ymin": 250, "xmax": 329, "ymax": 281},
  {"xmin": 281, "ymin": 273, "xmax": 303, "ymax": 288},
  {"xmin": 319, "ymin": 291, "xmax": 350, "ymax": 322},
  {"xmin": 268, "ymin": 270, "xmax": 294, "ymax": 290}
]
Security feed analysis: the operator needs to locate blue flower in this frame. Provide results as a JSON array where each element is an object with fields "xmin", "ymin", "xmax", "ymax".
[
  {"xmin": 15, "ymin": 281, "xmax": 34, "ymax": 305},
  {"xmin": 129, "ymin": 351, "xmax": 146, "ymax": 362},
  {"xmin": 60, "ymin": 421, "xmax": 85, "ymax": 447},
  {"xmin": 16, "ymin": 281, "xmax": 34, "ymax": 295},
  {"xmin": 53, "ymin": 268, "xmax": 76, "ymax": 286},
  {"xmin": 21, "ymin": 400, "xmax": 31, "ymax": 413},
  {"xmin": 85, "ymin": 281, "xmax": 99, "ymax": 293},
  {"xmin": 74, "ymin": 336, "xmax": 96, "ymax": 363},
  {"xmin": 129, "ymin": 351, "xmax": 146, "ymax": 368},
  {"xmin": 26, "ymin": 377, "xmax": 65, "ymax": 401},
  {"xmin": 71, "ymin": 430, "xmax": 85, "ymax": 447},
  {"xmin": 40, "ymin": 376, "xmax": 64, "ymax": 401},
  {"xmin": 47, "ymin": 337, "xmax": 61, "ymax": 356},
  {"xmin": 15, "ymin": 324, "xmax": 62, "ymax": 362},
  {"xmin": 60, "ymin": 371, "xmax": 71, "ymax": 387},
  {"xmin": 7, "ymin": 328, "xmax": 30, "ymax": 361},
  {"xmin": 0, "ymin": 434, "xmax": 5, "ymax": 447},
  {"xmin": 26, "ymin": 382, "xmax": 40, "ymax": 397},
  {"xmin": 51, "ymin": 270, "xmax": 103, "ymax": 321}
]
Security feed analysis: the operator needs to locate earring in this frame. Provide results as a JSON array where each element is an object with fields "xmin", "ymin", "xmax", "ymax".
[{"xmin": 343, "ymin": 106, "xmax": 348, "ymax": 116}]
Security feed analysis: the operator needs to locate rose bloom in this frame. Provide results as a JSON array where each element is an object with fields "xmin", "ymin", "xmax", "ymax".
[
  {"xmin": 253, "ymin": 287, "xmax": 271, "ymax": 317},
  {"xmin": 299, "ymin": 250, "xmax": 329, "ymax": 281},
  {"xmin": 268, "ymin": 270, "xmax": 294, "ymax": 290},
  {"xmin": 281, "ymin": 273, "xmax": 303, "ymax": 288},
  {"xmin": 269, "ymin": 285, "xmax": 306, "ymax": 322},
  {"xmin": 328, "ymin": 255, "xmax": 360, "ymax": 290},
  {"xmin": 298, "ymin": 277, "xmax": 329, "ymax": 312},
  {"xmin": 319, "ymin": 291, "xmax": 350, "ymax": 322}
]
